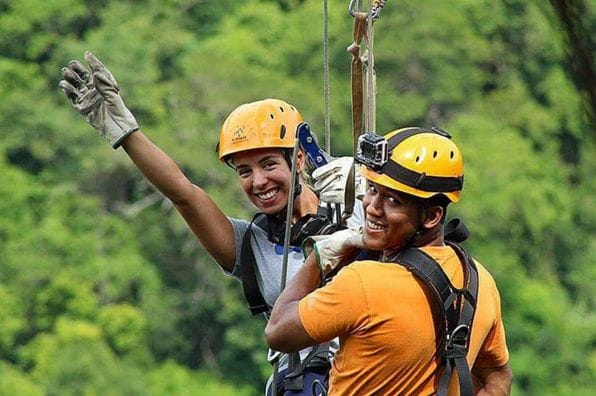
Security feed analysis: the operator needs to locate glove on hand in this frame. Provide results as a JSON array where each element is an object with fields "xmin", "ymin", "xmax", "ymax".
[
  {"xmin": 312, "ymin": 157, "xmax": 368, "ymax": 203},
  {"xmin": 302, "ymin": 227, "xmax": 365, "ymax": 277},
  {"xmin": 312, "ymin": 157, "xmax": 354, "ymax": 204},
  {"xmin": 59, "ymin": 51, "xmax": 139, "ymax": 148}
]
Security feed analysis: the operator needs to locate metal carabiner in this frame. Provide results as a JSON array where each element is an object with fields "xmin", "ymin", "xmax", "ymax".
[
  {"xmin": 348, "ymin": 0, "xmax": 363, "ymax": 17},
  {"xmin": 349, "ymin": 0, "xmax": 387, "ymax": 20},
  {"xmin": 370, "ymin": 0, "xmax": 387, "ymax": 20}
]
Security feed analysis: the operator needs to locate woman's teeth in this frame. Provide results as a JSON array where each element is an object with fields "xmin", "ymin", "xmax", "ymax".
[{"xmin": 257, "ymin": 188, "xmax": 278, "ymax": 200}]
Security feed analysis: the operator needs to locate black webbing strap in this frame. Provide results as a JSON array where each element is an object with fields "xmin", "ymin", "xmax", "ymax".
[
  {"xmin": 394, "ymin": 242, "xmax": 478, "ymax": 396},
  {"xmin": 283, "ymin": 342, "xmax": 331, "ymax": 391},
  {"xmin": 240, "ymin": 213, "xmax": 270, "ymax": 315},
  {"xmin": 444, "ymin": 218, "xmax": 470, "ymax": 243},
  {"xmin": 382, "ymin": 161, "xmax": 464, "ymax": 192}
]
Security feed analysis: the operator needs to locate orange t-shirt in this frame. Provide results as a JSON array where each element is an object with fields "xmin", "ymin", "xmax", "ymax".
[{"xmin": 298, "ymin": 246, "xmax": 509, "ymax": 396}]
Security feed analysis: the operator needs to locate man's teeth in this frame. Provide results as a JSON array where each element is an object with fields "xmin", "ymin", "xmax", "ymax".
[
  {"xmin": 257, "ymin": 189, "xmax": 277, "ymax": 200},
  {"xmin": 367, "ymin": 220, "xmax": 384, "ymax": 230}
]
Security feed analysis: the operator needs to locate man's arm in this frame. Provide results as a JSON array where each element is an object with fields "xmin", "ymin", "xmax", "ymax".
[
  {"xmin": 266, "ymin": 228, "xmax": 365, "ymax": 351},
  {"xmin": 265, "ymin": 254, "xmax": 321, "ymax": 352},
  {"xmin": 472, "ymin": 363, "xmax": 513, "ymax": 396}
]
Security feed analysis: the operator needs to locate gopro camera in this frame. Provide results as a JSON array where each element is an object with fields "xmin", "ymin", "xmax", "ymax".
[{"xmin": 356, "ymin": 132, "xmax": 388, "ymax": 171}]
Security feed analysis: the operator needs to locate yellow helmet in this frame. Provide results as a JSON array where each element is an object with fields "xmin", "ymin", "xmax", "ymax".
[
  {"xmin": 218, "ymin": 98, "xmax": 303, "ymax": 162},
  {"xmin": 357, "ymin": 127, "xmax": 464, "ymax": 202}
]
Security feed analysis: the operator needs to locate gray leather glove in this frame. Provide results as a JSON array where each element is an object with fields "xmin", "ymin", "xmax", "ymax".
[
  {"xmin": 59, "ymin": 51, "xmax": 139, "ymax": 148},
  {"xmin": 312, "ymin": 157, "xmax": 367, "ymax": 203},
  {"xmin": 302, "ymin": 227, "xmax": 365, "ymax": 277}
]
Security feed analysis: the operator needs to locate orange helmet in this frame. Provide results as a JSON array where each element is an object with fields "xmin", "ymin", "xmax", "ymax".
[
  {"xmin": 357, "ymin": 127, "xmax": 464, "ymax": 202},
  {"xmin": 218, "ymin": 98, "xmax": 303, "ymax": 162}
]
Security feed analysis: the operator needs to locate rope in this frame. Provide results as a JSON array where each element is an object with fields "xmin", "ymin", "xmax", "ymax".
[
  {"xmin": 280, "ymin": 137, "xmax": 302, "ymax": 291},
  {"xmin": 323, "ymin": 0, "xmax": 331, "ymax": 152},
  {"xmin": 276, "ymin": 138, "xmax": 301, "ymax": 396}
]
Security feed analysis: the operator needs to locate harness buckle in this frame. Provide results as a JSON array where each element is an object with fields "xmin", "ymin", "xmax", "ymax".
[
  {"xmin": 267, "ymin": 348, "xmax": 282, "ymax": 364},
  {"xmin": 444, "ymin": 324, "xmax": 470, "ymax": 359}
]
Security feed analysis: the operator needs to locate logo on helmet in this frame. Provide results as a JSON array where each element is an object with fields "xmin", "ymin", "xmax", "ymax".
[{"xmin": 232, "ymin": 127, "xmax": 247, "ymax": 143}]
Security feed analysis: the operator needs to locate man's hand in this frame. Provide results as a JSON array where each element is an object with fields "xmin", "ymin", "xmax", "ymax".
[
  {"xmin": 312, "ymin": 156, "xmax": 353, "ymax": 204},
  {"xmin": 302, "ymin": 227, "xmax": 364, "ymax": 277},
  {"xmin": 59, "ymin": 51, "xmax": 139, "ymax": 148},
  {"xmin": 312, "ymin": 157, "xmax": 367, "ymax": 204}
]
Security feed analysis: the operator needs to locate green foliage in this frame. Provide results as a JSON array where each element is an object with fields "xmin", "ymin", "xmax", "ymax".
[
  {"xmin": 0, "ymin": 0, "xmax": 593, "ymax": 394},
  {"xmin": 146, "ymin": 360, "xmax": 253, "ymax": 396},
  {"xmin": 98, "ymin": 304, "xmax": 147, "ymax": 356},
  {"xmin": 20, "ymin": 318, "xmax": 150, "ymax": 395},
  {"xmin": 0, "ymin": 362, "xmax": 44, "ymax": 396},
  {"xmin": 0, "ymin": 286, "xmax": 25, "ymax": 356}
]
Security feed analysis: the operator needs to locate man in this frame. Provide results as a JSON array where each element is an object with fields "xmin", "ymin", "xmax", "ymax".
[{"xmin": 265, "ymin": 127, "xmax": 512, "ymax": 395}]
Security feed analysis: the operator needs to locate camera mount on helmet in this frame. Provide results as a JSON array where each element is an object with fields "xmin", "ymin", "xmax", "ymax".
[{"xmin": 355, "ymin": 132, "xmax": 388, "ymax": 171}]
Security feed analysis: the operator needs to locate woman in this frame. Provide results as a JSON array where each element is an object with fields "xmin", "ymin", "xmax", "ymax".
[{"xmin": 59, "ymin": 51, "xmax": 363, "ymax": 395}]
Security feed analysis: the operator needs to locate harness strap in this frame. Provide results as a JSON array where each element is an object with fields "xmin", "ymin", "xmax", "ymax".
[
  {"xmin": 240, "ymin": 213, "xmax": 270, "ymax": 315},
  {"xmin": 393, "ymin": 242, "xmax": 478, "ymax": 396}
]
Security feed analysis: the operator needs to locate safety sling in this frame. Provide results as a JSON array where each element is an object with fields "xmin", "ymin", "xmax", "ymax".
[{"xmin": 390, "ymin": 238, "xmax": 479, "ymax": 396}]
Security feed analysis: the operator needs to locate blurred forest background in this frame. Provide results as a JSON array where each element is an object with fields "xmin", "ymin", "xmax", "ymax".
[{"xmin": 0, "ymin": 0, "xmax": 594, "ymax": 395}]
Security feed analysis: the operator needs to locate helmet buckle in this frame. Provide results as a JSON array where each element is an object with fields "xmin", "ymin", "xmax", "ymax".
[{"xmin": 415, "ymin": 172, "xmax": 427, "ymax": 188}]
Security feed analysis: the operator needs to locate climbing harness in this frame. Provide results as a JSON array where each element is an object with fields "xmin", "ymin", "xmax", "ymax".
[
  {"xmin": 241, "ymin": 207, "xmax": 339, "ymax": 396},
  {"xmin": 240, "ymin": 209, "xmax": 339, "ymax": 316},
  {"xmin": 389, "ymin": 238, "xmax": 479, "ymax": 396},
  {"xmin": 352, "ymin": 218, "xmax": 477, "ymax": 396}
]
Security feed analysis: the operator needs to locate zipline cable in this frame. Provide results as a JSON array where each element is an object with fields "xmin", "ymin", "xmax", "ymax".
[{"xmin": 323, "ymin": 0, "xmax": 331, "ymax": 152}]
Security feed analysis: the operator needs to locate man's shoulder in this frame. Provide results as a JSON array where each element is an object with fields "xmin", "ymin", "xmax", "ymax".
[
  {"xmin": 344, "ymin": 260, "xmax": 405, "ymax": 279},
  {"xmin": 472, "ymin": 259, "xmax": 501, "ymax": 293}
]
